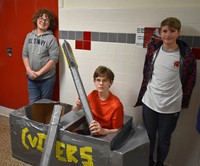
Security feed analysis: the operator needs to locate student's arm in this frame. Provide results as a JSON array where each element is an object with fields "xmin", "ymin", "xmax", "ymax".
[
  {"xmin": 181, "ymin": 49, "xmax": 196, "ymax": 108},
  {"xmin": 89, "ymin": 120, "xmax": 119, "ymax": 135},
  {"xmin": 34, "ymin": 60, "xmax": 56, "ymax": 77},
  {"xmin": 22, "ymin": 56, "xmax": 37, "ymax": 79},
  {"xmin": 72, "ymin": 96, "xmax": 82, "ymax": 112}
]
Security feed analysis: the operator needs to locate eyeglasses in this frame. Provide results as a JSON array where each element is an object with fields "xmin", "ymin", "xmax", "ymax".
[
  {"xmin": 95, "ymin": 78, "xmax": 109, "ymax": 84},
  {"xmin": 38, "ymin": 17, "xmax": 50, "ymax": 23}
]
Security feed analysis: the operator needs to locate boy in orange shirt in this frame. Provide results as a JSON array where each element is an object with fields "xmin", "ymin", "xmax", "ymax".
[{"xmin": 72, "ymin": 66, "xmax": 124, "ymax": 135}]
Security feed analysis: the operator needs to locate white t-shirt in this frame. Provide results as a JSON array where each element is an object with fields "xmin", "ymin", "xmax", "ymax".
[{"xmin": 142, "ymin": 46, "xmax": 182, "ymax": 113}]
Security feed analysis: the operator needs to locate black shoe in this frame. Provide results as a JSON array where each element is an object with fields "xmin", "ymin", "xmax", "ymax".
[
  {"xmin": 155, "ymin": 162, "xmax": 164, "ymax": 166},
  {"xmin": 149, "ymin": 160, "xmax": 156, "ymax": 166}
]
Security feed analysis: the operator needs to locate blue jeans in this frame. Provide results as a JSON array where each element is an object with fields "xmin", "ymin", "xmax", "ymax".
[
  {"xmin": 142, "ymin": 104, "xmax": 180, "ymax": 165},
  {"xmin": 28, "ymin": 75, "xmax": 56, "ymax": 104}
]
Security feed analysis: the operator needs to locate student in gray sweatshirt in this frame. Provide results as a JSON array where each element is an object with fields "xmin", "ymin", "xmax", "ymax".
[{"xmin": 22, "ymin": 9, "xmax": 59, "ymax": 104}]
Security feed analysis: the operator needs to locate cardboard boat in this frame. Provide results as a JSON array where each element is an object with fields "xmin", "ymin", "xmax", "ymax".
[{"xmin": 9, "ymin": 99, "xmax": 149, "ymax": 166}]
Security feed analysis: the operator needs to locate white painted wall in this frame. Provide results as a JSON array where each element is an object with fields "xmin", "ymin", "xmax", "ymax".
[
  {"xmin": 60, "ymin": 0, "xmax": 200, "ymax": 9},
  {"xmin": 59, "ymin": 1, "xmax": 200, "ymax": 166}
]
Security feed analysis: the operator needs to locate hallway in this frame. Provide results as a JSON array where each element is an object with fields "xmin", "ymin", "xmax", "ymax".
[{"xmin": 0, "ymin": 115, "xmax": 31, "ymax": 166}]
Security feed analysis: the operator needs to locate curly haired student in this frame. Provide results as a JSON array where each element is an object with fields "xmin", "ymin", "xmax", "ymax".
[
  {"xmin": 22, "ymin": 9, "xmax": 59, "ymax": 104},
  {"xmin": 135, "ymin": 17, "xmax": 196, "ymax": 166}
]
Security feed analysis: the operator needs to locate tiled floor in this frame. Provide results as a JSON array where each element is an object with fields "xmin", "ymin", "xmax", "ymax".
[{"xmin": 0, "ymin": 115, "xmax": 31, "ymax": 166}]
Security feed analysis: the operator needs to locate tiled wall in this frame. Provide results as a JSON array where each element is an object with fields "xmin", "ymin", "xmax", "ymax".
[
  {"xmin": 60, "ymin": 30, "xmax": 200, "ymax": 59},
  {"xmin": 60, "ymin": 30, "xmax": 200, "ymax": 48},
  {"xmin": 60, "ymin": 31, "xmax": 136, "ymax": 45},
  {"xmin": 59, "ymin": 7, "xmax": 200, "ymax": 166},
  {"xmin": 59, "ymin": 8, "xmax": 200, "ymax": 114}
]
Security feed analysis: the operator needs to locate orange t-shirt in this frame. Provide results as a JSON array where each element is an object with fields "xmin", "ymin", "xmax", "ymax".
[{"xmin": 88, "ymin": 90, "xmax": 124, "ymax": 129}]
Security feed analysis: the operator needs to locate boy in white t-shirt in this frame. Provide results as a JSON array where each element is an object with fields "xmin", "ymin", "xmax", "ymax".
[{"xmin": 135, "ymin": 17, "xmax": 196, "ymax": 166}]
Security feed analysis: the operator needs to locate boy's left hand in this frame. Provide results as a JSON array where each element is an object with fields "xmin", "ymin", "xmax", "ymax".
[{"xmin": 89, "ymin": 120, "xmax": 103, "ymax": 135}]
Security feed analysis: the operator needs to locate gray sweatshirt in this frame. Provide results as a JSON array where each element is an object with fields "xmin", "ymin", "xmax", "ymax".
[{"xmin": 22, "ymin": 29, "xmax": 59, "ymax": 80}]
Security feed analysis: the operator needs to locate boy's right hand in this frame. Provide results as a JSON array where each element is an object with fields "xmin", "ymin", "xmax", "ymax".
[
  {"xmin": 75, "ymin": 96, "xmax": 82, "ymax": 107},
  {"xmin": 27, "ymin": 69, "xmax": 38, "ymax": 80},
  {"xmin": 72, "ymin": 96, "xmax": 82, "ymax": 111}
]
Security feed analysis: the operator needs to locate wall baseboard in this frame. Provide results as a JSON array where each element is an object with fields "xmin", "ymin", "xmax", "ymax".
[{"xmin": 0, "ymin": 106, "xmax": 14, "ymax": 117}]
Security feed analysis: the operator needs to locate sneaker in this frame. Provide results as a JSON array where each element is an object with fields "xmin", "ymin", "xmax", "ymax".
[
  {"xmin": 155, "ymin": 162, "xmax": 164, "ymax": 166},
  {"xmin": 149, "ymin": 159, "xmax": 155, "ymax": 166}
]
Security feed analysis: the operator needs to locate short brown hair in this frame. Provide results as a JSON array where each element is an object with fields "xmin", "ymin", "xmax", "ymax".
[
  {"xmin": 93, "ymin": 66, "xmax": 114, "ymax": 83},
  {"xmin": 161, "ymin": 17, "xmax": 181, "ymax": 31},
  {"xmin": 32, "ymin": 9, "xmax": 56, "ymax": 31}
]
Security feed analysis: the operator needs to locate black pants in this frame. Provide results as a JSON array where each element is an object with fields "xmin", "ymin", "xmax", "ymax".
[{"xmin": 143, "ymin": 104, "xmax": 180, "ymax": 165}]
